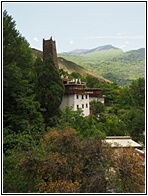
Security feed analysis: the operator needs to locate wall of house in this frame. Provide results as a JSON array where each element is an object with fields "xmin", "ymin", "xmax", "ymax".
[
  {"xmin": 60, "ymin": 93, "xmax": 90, "ymax": 116},
  {"xmin": 60, "ymin": 94, "xmax": 74, "ymax": 110},
  {"xmin": 74, "ymin": 94, "xmax": 90, "ymax": 116}
]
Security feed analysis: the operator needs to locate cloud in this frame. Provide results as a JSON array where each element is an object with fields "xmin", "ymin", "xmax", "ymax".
[
  {"xmin": 119, "ymin": 41, "xmax": 130, "ymax": 49},
  {"xmin": 119, "ymin": 44, "xmax": 126, "ymax": 49},
  {"xmin": 116, "ymin": 32, "xmax": 126, "ymax": 36},
  {"xmin": 84, "ymin": 35, "xmax": 144, "ymax": 40},
  {"xmin": 34, "ymin": 37, "xmax": 39, "ymax": 42},
  {"xmin": 69, "ymin": 40, "xmax": 74, "ymax": 45}
]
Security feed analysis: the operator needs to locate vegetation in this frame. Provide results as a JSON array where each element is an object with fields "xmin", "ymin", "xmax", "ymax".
[
  {"xmin": 58, "ymin": 47, "xmax": 145, "ymax": 86},
  {"xmin": 3, "ymin": 11, "xmax": 145, "ymax": 193},
  {"xmin": 32, "ymin": 48, "xmax": 111, "ymax": 83},
  {"xmin": 34, "ymin": 56, "xmax": 65, "ymax": 127}
]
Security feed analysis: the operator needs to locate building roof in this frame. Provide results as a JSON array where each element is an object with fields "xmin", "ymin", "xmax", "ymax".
[{"xmin": 104, "ymin": 136, "xmax": 142, "ymax": 148}]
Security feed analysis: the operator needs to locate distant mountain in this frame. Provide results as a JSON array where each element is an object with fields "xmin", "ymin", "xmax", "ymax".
[
  {"xmin": 67, "ymin": 49, "xmax": 89, "ymax": 54},
  {"xmin": 58, "ymin": 46, "xmax": 145, "ymax": 86},
  {"xmin": 68, "ymin": 45, "xmax": 121, "ymax": 55},
  {"xmin": 83, "ymin": 45, "xmax": 121, "ymax": 54},
  {"xmin": 31, "ymin": 48, "xmax": 112, "ymax": 83}
]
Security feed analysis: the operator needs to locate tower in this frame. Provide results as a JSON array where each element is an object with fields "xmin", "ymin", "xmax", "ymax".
[{"xmin": 43, "ymin": 37, "xmax": 59, "ymax": 69}]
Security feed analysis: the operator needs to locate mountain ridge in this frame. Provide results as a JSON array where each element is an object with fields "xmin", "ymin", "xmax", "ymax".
[
  {"xmin": 67, "ymin": 45, "xmax": 122, "ymax": 55},
  {"xmin": 58, "ymin": 46, "xmax": 145, "ymax": 86}
]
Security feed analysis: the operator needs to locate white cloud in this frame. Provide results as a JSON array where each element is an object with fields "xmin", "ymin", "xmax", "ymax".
[
  {"xmin": 116, "ymin": 32, "xmax": 126, "ymax": 36},
  {"xmin": 69, "ymin": 40, "xmax": 74, "ymax": 45},
  {"xmin": 119, "ymin": 44, "xmax": 126, "ymax": 49},
  {"xmin": 34, "ymin": 37, "xmax": 39, "ymax": 42},
  {"xmin": 84, "ymin": 35, "xmax": 144, "ymax": 40},
  {"xmin": 119, "ymin": 41, "xmax": 130, "ymax": 49}
]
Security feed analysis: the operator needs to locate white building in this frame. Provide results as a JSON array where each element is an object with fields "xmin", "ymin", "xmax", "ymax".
[{"xmin": 60, "ymin": 78, "xmax": 105, "ymax": 117}]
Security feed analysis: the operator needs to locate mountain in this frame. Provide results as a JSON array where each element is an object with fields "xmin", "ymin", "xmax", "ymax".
[
  {"xmin": 67, "ymin": 45, "xmax": 122, "ymax": 55},
  {"xmin": 31, "ymin": 48, "xmax": 112, "ymax": 83},
  {"xmin": 58, "ymin": 46, "xmax": 145, "ymax": 86},
  {"xmin": 67, "ymin": 49, "xmax": 89, "ymax": 54}
]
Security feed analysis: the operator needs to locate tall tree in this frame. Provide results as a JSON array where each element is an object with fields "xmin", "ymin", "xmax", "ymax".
[
  {"xmin": 3, "ymin": 10, "xmax": 33, "ymax": 80},
  {"xmin": 117, "ymin": 77, "xmax": 145, "ymax": 109},
  {"xmin": 36, "ymin": 55, "xmax": 64, "ymax": 126},
  {"xmin": 130, "ymin": 77, "xmax": 145, "ymax": 108},
  {"xmin": 3, "ymin": 10, "xmax": 44, "ymax": 153}
]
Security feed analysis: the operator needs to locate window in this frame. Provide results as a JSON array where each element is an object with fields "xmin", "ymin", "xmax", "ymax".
[
  {"xmin": 82, "ymin": 104, "xmax": 84, "ymax": 108},
  {"xmin": 76, "ymin": 95, "xmax": 79, "ymax": 99},
  {"xmin": 82, "ymin": 95, "xmax": 84, "ymax": 99},
  {"xmin": 77, "ymin": 105, "xmax": 79, "ymax": 109},
  {"xmin": 86, "ymin": 95, "xmax": 88, "ymax": 99},
  {"xmin": 86, "ymin": 103, "xmax": 88, "ymax": 108}
]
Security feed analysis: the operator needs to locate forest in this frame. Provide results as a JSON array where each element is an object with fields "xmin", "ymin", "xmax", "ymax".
[{"xmin": 3, "ymin": 10, "xmax": 145, "ymax": 193}]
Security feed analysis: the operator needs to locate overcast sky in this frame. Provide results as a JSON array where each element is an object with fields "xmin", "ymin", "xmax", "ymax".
[{"xmin": 3, "ymin": 2, "xmax": 146, "ymax": 53}]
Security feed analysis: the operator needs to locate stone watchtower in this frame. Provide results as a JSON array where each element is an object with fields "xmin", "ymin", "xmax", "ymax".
[{"xmin": 43, "ymin": 37, "xmax": 59, "ymax": 69}]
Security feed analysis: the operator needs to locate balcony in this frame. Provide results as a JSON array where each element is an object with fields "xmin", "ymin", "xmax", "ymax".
[{"xmin": 65, "ymin": 89, "xmax": 86, "ymax": 95}]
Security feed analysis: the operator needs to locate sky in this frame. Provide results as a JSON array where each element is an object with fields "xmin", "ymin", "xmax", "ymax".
[{"xmin": 3, "ymin": 2, "xmax": 146, "ymax": 53}]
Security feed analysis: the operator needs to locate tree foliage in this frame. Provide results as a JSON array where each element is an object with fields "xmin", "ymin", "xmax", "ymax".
[
  {"xmin": 108, "ymin": 147, "xmax": 145, "ymax": 193},
  {"xmin": 15, "ymin": 128, "xmax": 145, "ymax": 193},
  {"xmin": 17, "ymin": 128, "xmax": 112, "ymax": 193},
  {"xmin": 90, "ymin": 100, "xmax": 105, "ymax": 116},
  {"xmin": 3, "ymin": 10, "xmax": 145, "ymax": 194},
  {"xmin": 36, "ymin": 55, "xmax": 64, "ymax": 126},
  {"xmin": 58, "ymin": 107, "xmax": 106, "ymax": 139},
  {"xmin": 3, "ymin": 10, "xmax": 45, "ymax": 153}
]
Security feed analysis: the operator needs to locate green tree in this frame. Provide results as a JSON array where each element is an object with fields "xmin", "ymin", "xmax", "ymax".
[
  {"xmin": 99, "ymin": 114, "xmax": 126, "ymax": 136},
  {"xmin": 130, "ymin": 77, "xmax": 145, "ymax": 108},
  {"xmin": 58, "ymin": 107, "xmax": 106, "ymax": 139},
  {"xmin": 117, "ymin": 77, "xmax": 145, "ymax": 109},
  {"xmin": 3, "ymin": 10, "xmax": 44, "ymax": 141},
  {"xmin": 90, "ymin": 100, "xmax": 105, "ymax": 116},
  {"xmin": 3, "ymin": 151, "xmax": 28, "ymax": 193},
  {"xmin": 86, "ymin": 75, "xmax": 121, "ymax": 105},
  {"xmin": 36, "ymin": 55, "xmax": 65, "ymax": 126},
  {"xmin": 115, "ymin": 78, "xmax": 145, "ymax": 142},
  {"xmin": 86, "ymin": 75, "xmax": 100, "ymax": 88},
  {"xmin": 32, "ymin": 57, "xmax": 44, "ymax": 85},
  {"xmin": 3, "ymin": 13, "xmax": 45, "ymax": 193},
  {"xmin": 125, "ymin": 108, "xmax": 145, "ymax": 142},
  {"xmin": 3, "ymin": 10, "xmax": 33, "ymax": 80},
  {"xmin": 70, "ymin": 72, "xmax": 84, "ymax": 80}
]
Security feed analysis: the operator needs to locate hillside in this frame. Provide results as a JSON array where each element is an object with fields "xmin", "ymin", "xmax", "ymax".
[
  {"xmin": 58, "ymin": 57, "xmax": 111, "ymax": 82},
  {"xmin": 58, "ymin": 46, "xmax": 145, "ymax": 86},
  {"xmin": 32, "ymin": 48, "xmax": 43, "ymax": 59},
  {"xmin": 31, "ymin": 48, "xmax": 112, "ymax": 83}
]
